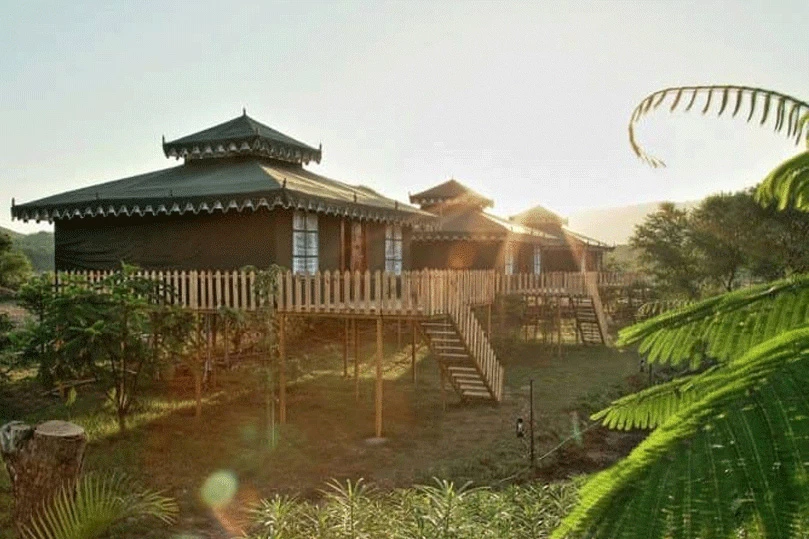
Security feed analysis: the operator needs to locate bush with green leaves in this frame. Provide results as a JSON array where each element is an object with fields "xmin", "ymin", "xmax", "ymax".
[
  {"xmin": 552, "ymin": 87, "xmax": 809, "ymax": 539},
  {"xmin": 247, "ymin": 478, "xmax": 578, "ymax": 539},
  {"xmin": 13, "ymin": 265, "xmax": 194, "ymax": 432}
]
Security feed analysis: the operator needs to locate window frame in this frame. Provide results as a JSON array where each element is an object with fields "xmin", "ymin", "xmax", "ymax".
[
  {"xmin": 292, "ymin": 210, "xmax": 319, "ymax": 274},
  {"xmin": 384, "ymin": 223, "xmax": 403, "ymax": 275}
]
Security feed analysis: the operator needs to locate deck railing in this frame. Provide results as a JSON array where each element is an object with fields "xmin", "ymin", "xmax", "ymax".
[{"xmin": 57, "ymin": 268, "xmax": 618, "ymax": 318}]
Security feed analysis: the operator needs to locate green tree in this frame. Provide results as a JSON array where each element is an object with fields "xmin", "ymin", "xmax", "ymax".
[
  {"xmin": 15, "ymin": 265, "xmax": 193, "ymax": 432},
  {"xmin": 0, "ymin": 232, "xmax": 33, "ymax": 290},
  {"xmin": 629, "ymin": 202, "xmax": 703, "ymax": 298},
  {"xmin": 554, "ymin": 86, "xmax": 809, "ymax": 539}
]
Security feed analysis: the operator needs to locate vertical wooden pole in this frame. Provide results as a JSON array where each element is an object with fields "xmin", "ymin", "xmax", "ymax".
[
  {"xmin": 340, "ymin": 218, "xmax": 346, "ymax": 271},
  {"xmin": 343, "ymin": 319, "xmax": 349, "ymax": 378},
  {"xmin": 411, "ymin": 320, "xmax": 417, "ymax": 385},
  {"xmin": 486, "ymin": 303, "xmax": 492, "ymax": 337},
  {"xmin": 375, "ymin": 316, "xmax": 383, "ymax": 438},
  {"xmin": 557, "ymin": 297, "xmax": 563, "ymax": 360},
  {"xmin": 279, "ymin": 315, "xmax": 287, "ymax": 425},
  {"xmin": 440, "ymin": 368, "xmax": 446, "ymax": 411},
  {"xmin": 207, "ymin": 314, "xmax": 215, "ymax": 389},
  {"xmin": 223, "ymin": 317, "xmax": 230, "ymax": 370},
  {"xmin": 529, "ymin": 379, "xmax": 535, "ymax": 468},
  {"xmin": 353, "ymin": 319, "xmax": 359, "ymax": 401},
  {"xmin": 397, "ymin": 319, "xmax": 402, "ymax": 350}
]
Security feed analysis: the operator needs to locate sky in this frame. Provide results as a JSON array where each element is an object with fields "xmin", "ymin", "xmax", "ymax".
[{"xmin": 2, "ymin": 0, "xmax": 808, "ymax": 234}]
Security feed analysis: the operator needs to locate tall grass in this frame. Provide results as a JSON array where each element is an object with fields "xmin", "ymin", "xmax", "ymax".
[{"xmin": 247, "ymin": 478, "xmax": 579, "ymax": 539}]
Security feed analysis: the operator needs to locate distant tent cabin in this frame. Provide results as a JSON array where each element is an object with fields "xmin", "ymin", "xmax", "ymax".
[
  {"xmin": 11, "ymin": 113, "xmax": 431, "ymax": 272},
  {"xmin": 409, "ymin": 179, "xmax": 611, "ymax": 273}
]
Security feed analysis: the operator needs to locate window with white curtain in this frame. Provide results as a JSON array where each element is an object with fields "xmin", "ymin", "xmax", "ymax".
[
  {"xmin": 292, "ymin": 210, "xmax": 318, "ymax": 274},
  {"xmin": 533, "ymin": 245, "xmax": 542, "ymax": 275},
  {"xmin": 385, "ymin": 224, "xmax": 403, "ymax": 274},
  {"xmin": 504, "ymin": 244, "xmax": 515, "ymax": 275}
]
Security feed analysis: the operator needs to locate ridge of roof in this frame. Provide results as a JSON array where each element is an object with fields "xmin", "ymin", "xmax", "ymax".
[
  {"xmin": 163, "ymin": 114, "xmax": 322, "ymax": 165},
  {"xmin": 510, "ymin": 205, "xmax": 567, "ymax": 226},
  {"xmin": 409, "ymin": 179, "xmax": 493, "ymax": 209}
]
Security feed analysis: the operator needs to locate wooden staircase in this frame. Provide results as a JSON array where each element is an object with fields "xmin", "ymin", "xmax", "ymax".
[
  {"xmin": 419, "ymin": 309, "xmax": 504, "ymax": 403},
  {"xmin": 572, "ymin": 296, "xmax": 605, "ymax": 345}
]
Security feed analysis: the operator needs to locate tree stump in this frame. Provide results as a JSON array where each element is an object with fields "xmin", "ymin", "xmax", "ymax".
[{"xmin": 1, "ymin": 420, "xmax": 87, "ymax": 536}]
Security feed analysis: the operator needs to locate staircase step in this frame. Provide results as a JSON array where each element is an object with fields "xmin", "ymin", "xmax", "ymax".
[
  {"xmin": 438, "ymin": 352, "xmax": 470, "ymax": 359},
  {"xmin": 461, "ymin": 389, "xmax": 493, "ymax": 399}
]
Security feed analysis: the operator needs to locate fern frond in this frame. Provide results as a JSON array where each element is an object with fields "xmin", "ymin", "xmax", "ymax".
[
  {"xmin": 618, "ymin": 273, "xmax": 809, "ymax": 368},
  {"xmin": 629, "ymin": 85, "xmax": 809, "ymax": 168},
  {"xmin": 21, "ymin": 473, "xmax": 177, "ymax": 539},
  {"xmin": 554, "ymin": 327, "xmax": 809, "ymax": 539},
  {"xmin": 756, "ymin": 150, "xmax": 809, "ymax": 211},
  {"xmin": 592, "ymin": 370, "xmax": 718, "ymax": 430}
]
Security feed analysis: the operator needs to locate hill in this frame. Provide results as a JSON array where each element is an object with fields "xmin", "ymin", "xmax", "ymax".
[
  {"xmin": 568, "ymin": 200, "xmax": 697, "ymax": 245},
  {"xmin": 0, "ymin": 226, "xmax": 54, "ymax": 271}
]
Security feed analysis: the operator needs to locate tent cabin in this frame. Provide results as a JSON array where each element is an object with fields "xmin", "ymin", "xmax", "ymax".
[
  {"xmin": 409, "ymin": 179, "xmax": 611, "ymax": 273},
  {"xmin": 509, "ymin": 206, "xmax": 612, "ymax": 272},
  {"xmin": 11, "ymin": 113, "xmax": 429, "ymax": 272},
  {"xmin": 409, "ymin": 179, "xmax": 560, "ymax": 273}
]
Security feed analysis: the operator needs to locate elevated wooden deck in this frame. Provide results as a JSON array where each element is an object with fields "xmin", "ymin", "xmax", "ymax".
[{"xmin": 60, "ymin": 268, "xmax": 624, "ymax": 319}]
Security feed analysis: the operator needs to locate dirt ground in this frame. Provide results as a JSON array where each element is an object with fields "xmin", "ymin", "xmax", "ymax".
[{"xmin": 1, "ymin": 323, "xmax": 645, "ymax": 538}]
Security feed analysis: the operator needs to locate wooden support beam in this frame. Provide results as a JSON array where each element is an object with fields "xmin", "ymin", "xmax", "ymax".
[
  {"xmin": 223, "ymin": 317, "xmax": 230, "ymax": 370},
  {"xmin": 375, "ymin": 316, "xmax": 383, "ymax": 438},
  {"xmin": 343, "ymin": 319, "xmax": 349, "ymax": 378},
  {"xmin": 279, "ymin": 314, "xmax": 287, "ymax": 425},
  {"xmin": 557, "ymin": 297, "xmax": 562, "ymax": 360},
  {"xmin": 397, "ymin": 319, "xmax": 402, "ymax": 350},
  {"xmin": 411, "ymin": 320, "xmax": 417, "ymax": 385},
  {"xmin": 353, "ymin": 319, "xmax": 359, "ymax": 402}
]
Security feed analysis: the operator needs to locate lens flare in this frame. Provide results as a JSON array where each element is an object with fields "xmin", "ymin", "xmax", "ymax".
[{"xmin": 200, "ymin": 470, "xmax": 238, "ymax": 509}]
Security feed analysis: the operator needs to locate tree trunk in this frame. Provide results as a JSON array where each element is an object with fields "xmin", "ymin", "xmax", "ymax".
[{"xmin": 1, "ymin": 420, "xmax": 87, "ymax": 537}]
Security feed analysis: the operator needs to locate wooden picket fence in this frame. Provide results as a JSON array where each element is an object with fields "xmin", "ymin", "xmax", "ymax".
[{"xmin": 57, "ymin": 268, "xmax": 614, "ymax": 317}]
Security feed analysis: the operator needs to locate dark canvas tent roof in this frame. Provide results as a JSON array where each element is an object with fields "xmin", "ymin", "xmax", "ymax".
[
  {"xmin": 510, "ymin": 205, "xmax": 567, "ymax": 227},
  {"xmin": 414, "ymin": 207, "xmax": 559, "ymax": 243},
  {"xmin": 13, "ymin": 113, "xmax": 430, "ymax": 224},
  {"xmin": 163, "ymin": 113, "xmax": 322, "ymax": 165},
  {"xmin": 410, "ymin": 179, "xmax": 493, "ymax": 209},
  {"xmin": 12, "ymin": 157, "xmax": 430, "ymax": 224}
]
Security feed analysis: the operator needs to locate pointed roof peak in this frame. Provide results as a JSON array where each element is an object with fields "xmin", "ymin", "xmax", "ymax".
[
  {"xmin": 162, "ymin": 113, "xmax": 322, "ymax": 166},
  {"xmin": 510, "ymin": 205, "xmax": 567, "ymax": 227},
  {"xmin": 409, "ymin": 178, "xmax": 493, "ymax": 209}
]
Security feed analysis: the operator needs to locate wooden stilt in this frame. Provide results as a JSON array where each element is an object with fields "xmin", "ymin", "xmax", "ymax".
[
  {"xmin": 397, "ymin": 319, "xmax": 402, "ymax": 350},
  {"xmin": 411, "ymin": 320, "xmax": 417, "ymax": 385},
  {"xmin": 557, "ymin": 297, "xmax": 563, "ymax": 359},
  {"xmin": 343, "ymin": 319, "xmax": 349, "ymax": 378},
  {"xmin": 375, "ymin": 316, "xmax": 383, "ymax": 438},
  {"xmin": 353, "ymin": 319, "xmax": 359, "ymax": 401},
  {"xmin": 440, "ymin": 368, "xmax": 446, "ymax": 411},
  {"xmin": 223, "ymin": 317, "xmax": 230, "ymax": 370},
  {"xmin": 207, "ymin": 314, "xmax": 215, "ymax": 389},
  {"xmin": 279, "ymin": 315, "xmax": 287, "ymax": 425}
]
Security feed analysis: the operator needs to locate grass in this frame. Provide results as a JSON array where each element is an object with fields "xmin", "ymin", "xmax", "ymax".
[{"xmin": 0, "ymin": 321, "xmax": 642, "ymax": 538}]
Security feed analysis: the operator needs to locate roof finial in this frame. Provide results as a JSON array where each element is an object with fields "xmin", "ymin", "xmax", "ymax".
[
  {"xmin": 242, "ymin": 107, "xmax": 247, "ymax": 116},
  {"xmin": 11, "ymin": 197, "xmax": 15, "ymax": 208}
]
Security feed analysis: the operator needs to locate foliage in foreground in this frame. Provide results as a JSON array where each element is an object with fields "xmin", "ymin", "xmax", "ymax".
[
  {"xmin": 553, "ymin": 86, "xmax": 809, "ymax": 539},
  {"xmin": 21, "ymin": 473, "xmax": 177, "ymax": 539},
  {"xmin": 13, "ymin": 266, "xmax": 194, "ymax": 432},
  {"xmin": 247, "ymin": 479, "xmax": 578, "ymax": 539}
]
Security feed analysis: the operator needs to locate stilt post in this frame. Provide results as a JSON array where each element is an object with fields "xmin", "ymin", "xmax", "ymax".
[
  {"xmin": 279, "ymin": 314, "xmax": 287, "ymax": 425},
  {"xmin": 353, "ymin": 319, "xmax": 359, "ymax": 401},
  {"xmin": 375, "ymin": 316, "xmax": 383, "ymax": 438}
]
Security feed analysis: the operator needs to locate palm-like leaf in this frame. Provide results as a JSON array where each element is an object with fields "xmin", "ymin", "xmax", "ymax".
[
  {"xmin": 629, "ymin": 85, "xmax": 809, "ymax": 168},
  {"xmin": 554, "ymin": 327, "xmax": 809, "ymax": 539},
  {"xmin": 629, "ymin": 85, "xmax": 809, "ymax": 211},
  {"xmin": 617, "ymin": 273, "xmax": 809, "ymax": 368},
  {"xmin": 21, "ymin": 473, "xmax": 178, "ymax": 539}
]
